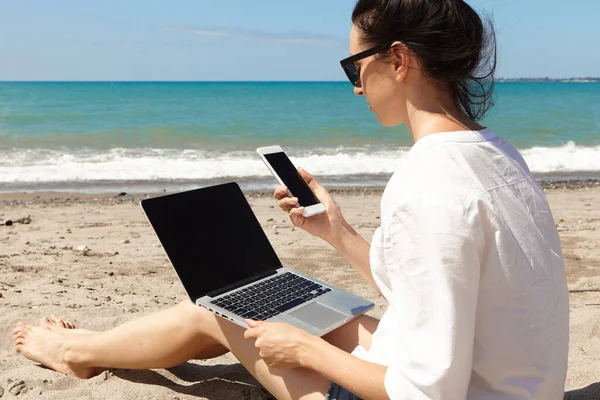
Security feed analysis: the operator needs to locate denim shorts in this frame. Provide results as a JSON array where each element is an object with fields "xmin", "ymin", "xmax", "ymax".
[{"xmin": 325, "ymin": 382, "xmax": 362, "ymax": 400}]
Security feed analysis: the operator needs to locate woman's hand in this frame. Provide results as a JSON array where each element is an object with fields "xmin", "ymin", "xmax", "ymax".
[
  {"xmin": 244, "ymin": 319, "xmax": 314, "ymax": 369},
  {"xmin": 274, "ymin": 168, "xmax": 347, "ymax": 244}
]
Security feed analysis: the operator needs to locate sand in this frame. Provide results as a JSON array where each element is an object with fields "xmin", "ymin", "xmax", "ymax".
[{"xmin": 1, "ymin": 185, "xmax": 599, "ymax": 399}]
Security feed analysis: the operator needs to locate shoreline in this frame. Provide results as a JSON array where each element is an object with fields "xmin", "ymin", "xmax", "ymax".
[
  {"xmin": 1, "ymin": 173, "xmax": 600, "ymax": 197},
  {"xmin": 1, "ymin": 179, "xmax": 599, "ymax": 207}
]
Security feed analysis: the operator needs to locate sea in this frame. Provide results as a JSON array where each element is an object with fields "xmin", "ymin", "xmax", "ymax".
[{"xmin": 1, "ymin": 81, "xmax": 599, "ymax": 193}]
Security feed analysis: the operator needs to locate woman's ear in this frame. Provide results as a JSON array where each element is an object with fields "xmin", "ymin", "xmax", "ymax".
[{"xmin": 391, "ymin": 41, "xmax": 411, "ymax": 82}]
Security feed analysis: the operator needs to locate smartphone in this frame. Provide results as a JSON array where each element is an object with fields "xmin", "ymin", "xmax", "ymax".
[{"xmin": 256, "ymin": 145, "xmax": 326, "ymax": 217}]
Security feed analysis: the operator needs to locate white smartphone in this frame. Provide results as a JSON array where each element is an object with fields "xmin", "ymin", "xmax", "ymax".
[{"xmin": 256, "ymin": 145, "xmax": 326, "ymax": 217}]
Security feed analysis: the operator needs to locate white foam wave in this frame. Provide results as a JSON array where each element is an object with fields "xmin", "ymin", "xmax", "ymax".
[
  {"xmin": 0, "ymin": 147, "xmax": 409, "ymax": 183},
  {"xmin": 1, "ymin": 142, "xmax": 599, "ymax": 184},
  {"xmin": 520, "ymin": 141, "xmax": 600, "ymax": 174}
]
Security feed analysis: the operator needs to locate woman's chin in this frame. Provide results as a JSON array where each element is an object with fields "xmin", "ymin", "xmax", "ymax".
[{"xmin": 375, "ymin": 114, "xmax": 403, "ymax": 128}]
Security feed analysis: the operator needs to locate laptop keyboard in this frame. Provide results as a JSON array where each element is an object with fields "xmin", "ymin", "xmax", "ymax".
[{"xmin": 210, "ymin": 272, "xmax": 332, "ymax": 321}]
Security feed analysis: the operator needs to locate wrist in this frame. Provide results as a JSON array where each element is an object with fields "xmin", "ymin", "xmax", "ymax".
[
  {"xmin": 327, "ymin": 219, "xmax": 357, "ymax": 251},
  {"xmin": 299, "ymin": 334, "xmax": 326, "ymax": 370}
]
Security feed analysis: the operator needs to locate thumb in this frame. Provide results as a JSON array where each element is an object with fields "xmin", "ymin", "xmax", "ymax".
[
  {"xmin": 297, "ymin": 168, "xmax": 321, "ymax": 191},
  {"xmin": 246, "ymin": 319, "xmax": 266, "ymax": 328}
]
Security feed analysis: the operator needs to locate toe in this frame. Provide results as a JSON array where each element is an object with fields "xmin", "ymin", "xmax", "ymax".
[
  {"xmin": 15, "ymin": 324, "xmax": 31, "ymax": 337},
  {"xmin": 49, "ymin": 315, "xmax": 62, "ymax": 326},
  {"xmin": 14, "ymin": 322, "xmax": 27, "ymax": 335},
  {"xmin": 15, "ymin": 330, "xmax": 27, "ymax": 340}
]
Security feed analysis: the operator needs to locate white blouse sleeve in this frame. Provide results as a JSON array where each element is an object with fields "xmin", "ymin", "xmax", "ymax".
[{"xmin": 381, "ymin": 198, "xmax": 482, "ymax": 399}]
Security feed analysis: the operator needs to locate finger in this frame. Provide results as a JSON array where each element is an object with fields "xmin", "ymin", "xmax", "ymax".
[
  {"xmin": 244, "ymin": 327, "xmax": 260, "ymax": 340},
  {"xmin": 297, "ymin": 168, "xmax": 320, "ymax": 191},
  {"xmin": 298, "ymin": 168, "xmax": 327, "ymax": 201},
  {"xmin": 246, "ymin": 319, "xmax": 266, "ymax": 328},
  {"xmin": 290, "ymin": 207, "xmax": 305, "ymax": 218},
  {"xmin": 273, "ymin": 186, "xmax": 289, "ymax": 200},
  {"xmin": 278, "ymin": 197, "xmax": 299, "ymax": 212}
]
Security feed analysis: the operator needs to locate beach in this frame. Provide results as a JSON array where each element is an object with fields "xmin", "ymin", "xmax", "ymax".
[{"xmin": 0, "ymin": 184, "xmax": 599, "ymax": 399}]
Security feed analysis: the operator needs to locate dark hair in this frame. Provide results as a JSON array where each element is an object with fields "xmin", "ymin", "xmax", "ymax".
[{"xmin": 352, "ymin": 0, "xmax": 497, "ymax": 121}]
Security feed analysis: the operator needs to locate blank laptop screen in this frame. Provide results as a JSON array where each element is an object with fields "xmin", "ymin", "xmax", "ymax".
[{"xmin": 141, "ymin": 183, "xmax": 282, "ymax": 301}]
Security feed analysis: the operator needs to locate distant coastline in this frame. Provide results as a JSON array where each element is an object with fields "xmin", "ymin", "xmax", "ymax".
[
  {"xmin": 497, "ymin": 77, "xmax": 600, "ymax": 83},
  {"xmin": 1, "ymin": 78, "xmax": 600, "ymax": 83}
]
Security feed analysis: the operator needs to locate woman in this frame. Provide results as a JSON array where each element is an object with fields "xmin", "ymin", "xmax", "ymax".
[{"xmin": 14, "ymin": 0, "xmax": 569, "ymax": 399}]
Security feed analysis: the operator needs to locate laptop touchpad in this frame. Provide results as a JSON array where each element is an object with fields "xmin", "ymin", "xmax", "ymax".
[{"xmin": 289, "ymin": 302, "xmax": 348, "ymax": 330}]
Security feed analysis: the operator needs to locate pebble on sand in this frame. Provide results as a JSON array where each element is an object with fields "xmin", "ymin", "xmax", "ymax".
[
  {"xmin": 75, "ymin": 245, "xmax": 91, "ymax": 255},
  {"xmin": 2, "ymin": 215, "xmax": 31, "ymax": 226}
]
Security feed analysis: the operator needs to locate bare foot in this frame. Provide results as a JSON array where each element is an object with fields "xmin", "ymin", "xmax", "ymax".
[
  {"xmin": 40, "ymin": 315, "xmax": 96, "ymax": 334},
  {"xmin": 14, "ymin": 322, "xmax": 99, "ymax": 379}
]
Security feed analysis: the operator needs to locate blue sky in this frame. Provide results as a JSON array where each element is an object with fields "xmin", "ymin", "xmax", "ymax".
[{"xmin": 0, "ymin": 0, "xmax": 598, "ymax": 81}]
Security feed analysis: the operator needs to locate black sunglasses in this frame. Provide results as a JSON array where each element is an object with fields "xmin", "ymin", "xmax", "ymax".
[{"xmin": 340, "ymin": 45, "xmax": 389, "ymax": 87}]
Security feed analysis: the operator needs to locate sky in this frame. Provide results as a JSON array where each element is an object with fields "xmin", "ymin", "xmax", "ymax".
[{"xmin": 0, "ymin": 0, "xmax": 598, "ymax": 81}]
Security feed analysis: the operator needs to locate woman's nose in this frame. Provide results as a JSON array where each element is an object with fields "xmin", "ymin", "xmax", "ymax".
[{"xmin": 353, "ymin": 85, "xmax": 364, "ymax": 96}]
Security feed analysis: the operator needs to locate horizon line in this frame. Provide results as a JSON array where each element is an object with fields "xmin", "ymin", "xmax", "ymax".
[{"xmin": 1, "ymin": 77, "xmax": 599, "ymax": 83}]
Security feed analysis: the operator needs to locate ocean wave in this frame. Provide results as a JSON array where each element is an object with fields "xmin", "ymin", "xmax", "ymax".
[
  {"xmin": 0, "ymin": 147, "xmax": 409, "ymax": 183},
  {"xmin": 520, "ymin": 141, "xmax": 600, "ymax": 173},
  {"xmin": 0, "ymin": 143, "xmax": 599, "ymax": 184}
]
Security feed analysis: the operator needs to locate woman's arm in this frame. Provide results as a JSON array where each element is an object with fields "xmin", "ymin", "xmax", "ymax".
[
  {"xmin": 274, "ymin": 169, "xmax": 382, "ymax": 295},
  {"xmin": 245, "ymin": 320, "xmax": 389, "ymax": 400},
  {"xmin": 327, "ymin": 220, "xmax": 381, "ymax": 295},
  {"xmin": 306, "ymin": 335, "xmax": 389, "ymax": 400}
]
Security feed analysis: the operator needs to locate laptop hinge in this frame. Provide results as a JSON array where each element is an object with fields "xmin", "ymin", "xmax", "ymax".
[{"xmin": 204, "ymin": 269, "xmax": 278, "ymax": 298}]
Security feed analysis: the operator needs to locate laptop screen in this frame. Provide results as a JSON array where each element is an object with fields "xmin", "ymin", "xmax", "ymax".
[{"xmin": 141, "ymin": 182, "xmax": 282, "ymax": 301}]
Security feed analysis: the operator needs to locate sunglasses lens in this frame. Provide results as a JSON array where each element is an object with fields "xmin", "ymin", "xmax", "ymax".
[{"xmin": 344, "ymin": 63, "xmax": 360, "ymax": 87}]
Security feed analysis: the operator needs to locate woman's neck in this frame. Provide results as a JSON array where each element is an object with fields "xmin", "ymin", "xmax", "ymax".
[
  {"xmin": 407, "ymin": 110, "xmax": 484, "ymax": 144},
  {"xmin": 403, "ymin": 83, "xmax": 484, "ymax": 144}
]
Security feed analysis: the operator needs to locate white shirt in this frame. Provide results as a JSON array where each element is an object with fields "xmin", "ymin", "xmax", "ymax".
[{"xmin": 354, "ymin": 129, "xmax": 569, "ymax": 399}]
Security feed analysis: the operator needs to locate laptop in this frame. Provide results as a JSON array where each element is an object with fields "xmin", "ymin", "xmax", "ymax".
[{"xmin": 140, "ymin": 182, "xmax": 374, "ymax": 337}]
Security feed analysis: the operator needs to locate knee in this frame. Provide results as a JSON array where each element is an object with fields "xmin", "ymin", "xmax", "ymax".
[{"xmin": 174, "ymin": 300, "xmax": 213, "ymax": 325}]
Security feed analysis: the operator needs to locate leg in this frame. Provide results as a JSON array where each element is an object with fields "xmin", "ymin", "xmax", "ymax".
[
  {"xmin": 15, "ymin": 303, "xmax": 378, "ymax": 400},
  {"xmin": 14, "ymin": 301, "xmax": 229, "ymax": 377},
  {"xmin": 41, "ymin": 314, "xmax": 223, "ymax": 360},
  {"xmin": 186, "ymin": 310, "xmax": 379, "ymax": 399},
  {"xmin": 15, "ymin": 301, "xmax": 330, "ymax": 399},
  {"xmin": 322, "ymin": 314, "xmax": 379, "ymax": 353},
  {"xmin": 211, "ymin": 314, "xmax": 379, "ymax": 400}
]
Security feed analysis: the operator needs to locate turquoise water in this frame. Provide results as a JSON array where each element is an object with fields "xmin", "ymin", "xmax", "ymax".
[{"xmin": 0, "ymin": 82, "xmax": 599, "ymax": 192}]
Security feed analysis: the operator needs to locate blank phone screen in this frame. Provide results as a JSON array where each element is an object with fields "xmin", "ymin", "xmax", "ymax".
[{"xmin": 264, "ymin": 152, "xmax": 320, "ymax": 206}]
